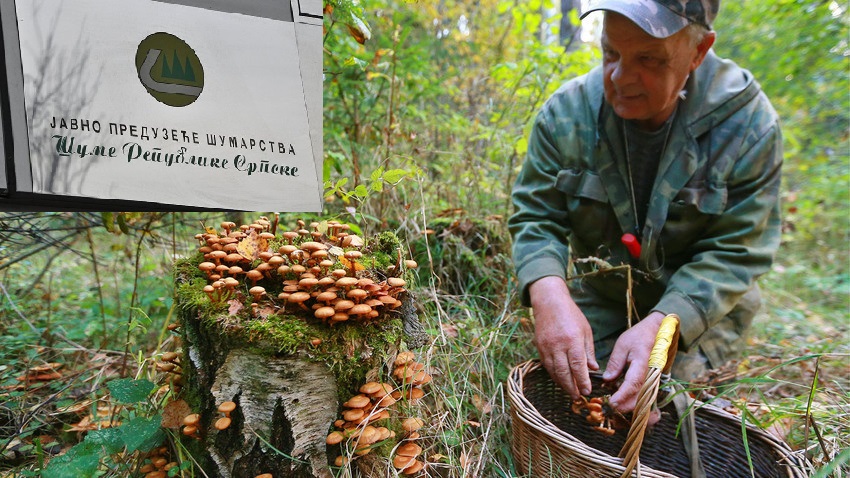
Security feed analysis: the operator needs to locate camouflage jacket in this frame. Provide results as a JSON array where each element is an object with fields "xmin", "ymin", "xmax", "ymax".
[{"xmin": 509, "ymin": 51, "xmax": 782, "ymax": 368}]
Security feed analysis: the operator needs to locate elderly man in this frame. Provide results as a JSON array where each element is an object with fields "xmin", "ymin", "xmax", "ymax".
[{"xmin": 509, "ymin": 0, "xmax": 782, "ymax": 416}]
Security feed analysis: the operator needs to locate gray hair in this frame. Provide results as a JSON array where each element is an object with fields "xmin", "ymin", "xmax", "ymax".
[{"xmin": 685, "ymin": 23, "xmax": 711, "ymax": 47}]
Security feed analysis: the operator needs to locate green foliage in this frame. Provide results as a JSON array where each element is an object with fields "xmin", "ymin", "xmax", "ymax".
[
  {"xmin": 106, "ymin": 378, "xmax": 156, "ymax": 404},
  {"xmin": 323, "ymin": 0, "xmax": 597, "ymax": 231},
  {"xmin": 40, "ymin": 415, "xmax": 165, "ymax": 477},
  {"xmin": 41, "ymin": 379, "xmax": 165, "ymax": 477}
]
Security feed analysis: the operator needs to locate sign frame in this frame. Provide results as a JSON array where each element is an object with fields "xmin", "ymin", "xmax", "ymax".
[{"xmin": 0, "ymin": 0, "xmax": 322, "ymax": 212}]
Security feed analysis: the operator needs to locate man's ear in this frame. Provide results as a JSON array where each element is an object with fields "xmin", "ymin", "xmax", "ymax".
[{"xmin": 691, "ymin": 31, "xmax": 716, "ymax": 71}]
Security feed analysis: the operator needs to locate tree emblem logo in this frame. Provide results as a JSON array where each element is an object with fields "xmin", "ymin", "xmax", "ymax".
[{"xmin": 135, "ymin": 32, "xmax": 204, "ymax": 107}]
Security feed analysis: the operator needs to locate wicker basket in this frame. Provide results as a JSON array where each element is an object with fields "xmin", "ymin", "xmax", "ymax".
[{"xmin": 508, "ymin": 360, "xmax": 810, "ymax": 478}]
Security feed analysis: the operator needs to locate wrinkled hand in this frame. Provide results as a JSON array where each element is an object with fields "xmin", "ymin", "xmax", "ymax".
[
  {"xmin": 603, "ymin": 311, "xmax": 666, "ymax": 422},
  {"xmin": 530, "ymin": 277, "xmax": 599, "ymax": 399}
]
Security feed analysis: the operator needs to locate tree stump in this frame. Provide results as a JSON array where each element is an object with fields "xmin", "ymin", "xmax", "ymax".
[{"xmin": 172, "ymin": 220, "xmax": 424, "ymax": 477}]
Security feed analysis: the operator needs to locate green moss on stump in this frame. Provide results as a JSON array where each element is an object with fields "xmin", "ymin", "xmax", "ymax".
[{"xmin": 173, "ymin": 231, "xmax": 411, "ymax": 400}]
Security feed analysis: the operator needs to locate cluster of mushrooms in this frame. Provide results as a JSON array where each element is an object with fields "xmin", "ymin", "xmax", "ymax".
[
  {"xmin": 155, "ymin": 352, "xmax": 183, "ymax": 396},
  {"xmin": 326, "ymin": 351, "xmax": 430, "ymax": 474},
  {"xmin": 138, "ymin": 446, "xmax": 178, "ymax": 478},
  {"xmin": 181, "ymin": 401, "xmax": 236, "ymax": 440},
  {"xmin": 570, "ymin": 395, "xmax": 629, "ymax": 436},
  {"xmin": 194, "ymin": 218, "xmax": 415, "ymax": 324}
]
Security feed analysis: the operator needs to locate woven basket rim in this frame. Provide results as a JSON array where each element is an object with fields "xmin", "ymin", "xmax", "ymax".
[{"xmin": 508, "ymin": 359, "xmax": 811, "ymax": 478}]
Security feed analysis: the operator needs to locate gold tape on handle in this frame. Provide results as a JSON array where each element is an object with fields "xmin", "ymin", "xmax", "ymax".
[{"xmin": 647, "ymin": 314, "xmax": 680, "ymax": 369}]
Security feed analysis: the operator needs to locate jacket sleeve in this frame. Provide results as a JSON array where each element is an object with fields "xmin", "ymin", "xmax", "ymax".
[
  {"xmin": 509, "ymin": 108, "xmax": 573, "ymax": 306},
  {"xmin": 654, "ymin": 119, "xmax": 783, "ymax": 349}
]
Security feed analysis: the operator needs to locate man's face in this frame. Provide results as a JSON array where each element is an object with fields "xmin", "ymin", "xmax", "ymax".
[{"xmin": 601, "ymin": 12, "xmax": 712, "ymax": 130}]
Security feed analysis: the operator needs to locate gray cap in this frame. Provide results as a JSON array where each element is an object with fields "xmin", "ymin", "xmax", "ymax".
[{"xmin": 581, "ymin": 0, "xmax": 719, "ymax": 38}]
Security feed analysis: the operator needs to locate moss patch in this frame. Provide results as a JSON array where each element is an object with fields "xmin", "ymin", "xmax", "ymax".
[{"xmin": 174, "ymin": 230, "xmax": 414, "ymax": 401}]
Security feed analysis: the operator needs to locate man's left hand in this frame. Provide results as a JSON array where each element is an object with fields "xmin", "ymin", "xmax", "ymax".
[{"xmin": 602, "ymin": 311, "xmax": 666, "ymax": 418}]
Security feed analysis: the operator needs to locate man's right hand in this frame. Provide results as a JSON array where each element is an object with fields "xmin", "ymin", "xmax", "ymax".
[{"xmin": 529, "ymin": 276, "xmax": 599, "ymax": 399}]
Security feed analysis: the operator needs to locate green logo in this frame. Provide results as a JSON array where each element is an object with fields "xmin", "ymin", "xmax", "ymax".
[{"xmin": 136, "ymin": 32, "xmax": 204, "ymax": 107}]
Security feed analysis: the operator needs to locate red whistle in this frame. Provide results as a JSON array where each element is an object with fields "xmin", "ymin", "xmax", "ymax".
[{"xmin": 621, "ymin": 233, "xmax": 641, "ymax": 259}]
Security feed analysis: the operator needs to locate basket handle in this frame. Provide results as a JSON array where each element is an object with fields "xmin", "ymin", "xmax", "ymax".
[
  {"xmin": 647, "ymin": 313, "xmax": 680, "ymax": 374},
  {"xmin": 617, "ymin": 314, "xmax": 680, "ymax": 478}
]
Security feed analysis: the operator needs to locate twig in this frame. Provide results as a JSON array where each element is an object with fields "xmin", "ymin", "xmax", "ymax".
[
  {"xmin": 0, "ymin": 281, "xmax": 39, "ymax": 333},
  {"xmin": 804, "ymin": 356, "xmax": 831, "ymax": 464},
  {"xmin": 85, "ymin": 226, "xmax": 108, "ymax": 348}
]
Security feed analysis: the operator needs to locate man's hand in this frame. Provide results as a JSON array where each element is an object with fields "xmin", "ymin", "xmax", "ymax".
[
  {"xmin": 530, "ymin": 277, "xmax": 599, "ymax": 399},
  {"xmin": 603, "ymin": 311, "xmax": 666, "ymax": 417}
]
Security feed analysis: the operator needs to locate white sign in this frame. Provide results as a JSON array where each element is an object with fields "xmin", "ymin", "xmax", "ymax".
[{"xmin": 14, "ymin": 0, "xmax": 322, "ymax": 211}]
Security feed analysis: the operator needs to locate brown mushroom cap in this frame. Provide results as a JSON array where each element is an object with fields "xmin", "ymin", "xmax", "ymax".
[
  {"xmin": 334, "ymin": 300, "xmax": 355, "ymax": 311},
  {"xmin": 406, "ymin": 387, "xmax": 425, "ymax": 400},
  {"xmin": 377, "ymin": 394, "xmax": 397, "ymax": 408},
  {"xmin": 404, "ymin": 259, "xmax": 418, "ymax": 269},
  {"xmin": 249, "ymin": 286, "xmax": 266, "ymax": 299},
  {"xmin": 182, "ymin": 425, "xmax": 198, "ymax": 436},
  {"xmin": 359, "ymin": 381, "xmax": 382, "ymax": 395},
  {"xmin": 335, "ymin": 277, "xmax": 358, "ymax": 289},
  {"xmin": 334, "ymin": 455, "xmax": 349, "ymax": 466},
  {"xmin": 183, "ymin": 413, "xmax": 200, "ymax": 427},
  {"xmin": 376, "ymin": 426, "xmax": 392, "ymax": 441},
  {"xmin": 314, "ymin": 307, "xmax": 335, "ymax": 320},
  {"xmin": 387, "ymin": 277, "xmax": 406, "ymax": 288},
  {"xmin": 288, "ymin": 291, "xmax": 311, "ymax": 304},
  {"xmin": 393, "ymin": 454, "xmax": 416, "ymax": 470},
  {"xmin": 300, "ymin": 241, "xmax": 328, "ymax": 253},
  {"xmin": 401, "ymin": 417, "xmax": 424, "ymax": 432},
  {"xmin": 246, "ymin": 270, "xmax": 263, "ymax": 282},
  {"xmin": 316, "ymin": 291, "xmax": 338, "ymax": 303},
  {"xmin": 326, "ymin": 431, "xmax": 344, "ymax": 445},
  {"xmin": 298, "ymin": 277, "xmax": 319, "ymax": 290},
  {"xmin": 412, "ymin": 371, "xmax": 432, "ymax": 386},
  {"xmin": 214, "ymin": 416, "xmax": 232, "ymax": 430},
  {"xmin": 349, "ymin": 303, "xmax": 372, "ymax": 317},
  {"xmin": 343, "ymin": 394, "xmax": 371, "ymax": 409},
  {"xmin": 396, "ymin": 442, "xmax": 422, "ymax": 457},
  {"xmin": 343, "ymin": 250, "xmax": 363, "ymax": 260},
  {"xmin": 218, "ymin": 401, "xmax": 237, "ymax": 414},
  {"xmin": 342, "ymin": 408, "xmax": 365, "ymax": 422},
  {"xmin": 402, "ymin": 459, "xmax": 425, "ymax": 475},
  {"xmin": 394, "ymin": 351, "xmax": 416, "ymax": 366},
  {"xmin": 331, "ymin": 312, "xmax": 350, "ymax": 322},
  {"xmin": 347, "ymin": 288, "xmax": 369, "ymax": 302},
  {"xmin": 162, "ymin": 352, "xmax": 179, "ymax": 363}
]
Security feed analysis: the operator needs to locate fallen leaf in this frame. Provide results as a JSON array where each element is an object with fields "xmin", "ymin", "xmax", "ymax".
[
  {"xmin": 161, "ymin": 399, "xmax": 192, "ymax": 429},
  {"xmin": 441, "ymin": 323, "xmax": 459, "ymax": 338},
  {"xmin": 228, "ymin": 299, "xmax": 244, "ymax": 316},
  {"xmin": 237, "ymin": 230, "xmax": 268, "ymax": 261}
]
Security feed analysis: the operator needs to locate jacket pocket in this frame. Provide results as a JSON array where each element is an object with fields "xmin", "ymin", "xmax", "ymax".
[
  {"xmin": 554, "ymin": 169, "xmax": 613, "ymax": 251},
  {"xmin": 555, "ymin": 169, "xmax": 608, "ymax": 202},
  {"xmin": 663, "ymin": 181, "xmax": 727, "ymax": 251}
]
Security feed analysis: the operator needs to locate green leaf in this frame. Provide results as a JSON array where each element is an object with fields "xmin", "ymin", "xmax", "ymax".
[
  {"xmin": 85, "ymin": 427, "xmax": 123, "ymax": 455},
  {"xmin": 370, "ymin": 166, "xmax": 385, "ymax": 182},
  {"xmin": 382, "ymin": 169, "xmax": 408, "ymax": 184},
  {"xmin": 42, "ymin": 441, "xmax": 100, "ymax": 478},
  {"xmin": 353, "ymin": 184, "xmax": 369, "ymax": 199},
  {"xmin": 343, "ymin": 56, "xmax": 368, "ymax": 69},
  {"xmin": 101, "ymin": 212, "xmax": 114, "ymax": 233},
  {"xmin": 120, "ymin": 415, "xmax": 165, "ymax": 453},
  {"xmin": 107, "ymin": 378, "xmax": 155, "ymax": 404},
  {"xmin": 117, "ymin": 213, "xmax": 130, "ymax": 234},
  {"xmin": 370, "ymin": 180, "xmax": 384, "ymax": 192}
]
